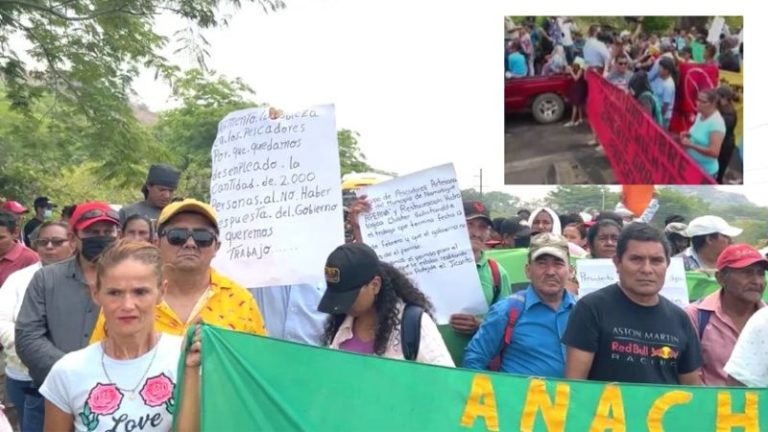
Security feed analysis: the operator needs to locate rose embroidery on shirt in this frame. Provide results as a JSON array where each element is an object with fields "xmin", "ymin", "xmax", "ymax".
[
  {"xmin": 139, "ymin": 373, "xmax": 176, "ymax": 414},
  {"xmin": 79, "ymin": 383, "xmax": 124, "ymax": 431}
]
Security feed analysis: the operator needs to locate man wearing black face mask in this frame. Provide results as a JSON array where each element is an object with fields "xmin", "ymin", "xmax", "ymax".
[{"xmin": 15, "ymin": 201, "xmax": 119, "ymax": 428}]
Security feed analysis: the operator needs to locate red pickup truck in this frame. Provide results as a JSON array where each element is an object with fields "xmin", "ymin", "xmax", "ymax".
[{"xmin": 505, "ymin": 74, "xmax": 574, "ymax": 124}]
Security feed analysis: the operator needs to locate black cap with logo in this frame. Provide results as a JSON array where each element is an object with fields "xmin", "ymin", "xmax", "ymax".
[{"xmin": 318, "ymin": 243, "xmax": 380, "ymax": 315}]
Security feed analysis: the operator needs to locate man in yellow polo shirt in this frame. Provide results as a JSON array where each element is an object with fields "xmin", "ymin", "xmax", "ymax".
[{"xmin": 91, "ymin": 199, "xmax": 266, "ymax": 341}]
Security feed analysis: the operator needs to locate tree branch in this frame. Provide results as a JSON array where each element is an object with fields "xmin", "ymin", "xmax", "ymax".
[
  {"xmin": 6, "ymin": 15, "xmax": 93, "ymax": 117},
  {"xmin": 1, "ymin": 0, "xmax": 142, "ymax": 21}
]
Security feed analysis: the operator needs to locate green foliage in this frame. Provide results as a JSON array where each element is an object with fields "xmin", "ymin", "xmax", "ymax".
[
  {"xmin": 460, "ymin": 189, "xmax": 520, "ymax": 219},
  {"xmin": 544, "ymin": 186, "xmax": 618, "ymax": 214},
  {"xmin": 0, "ymin": 85, "xmax": 148, "ymax": 203},
  {"xmin": 506, "ymin": 16, "xmax": 742, "ymax": 36},
  {"xmin": 460, "ymin": 188, "xmax": 482, "ymax": 202},
  {"xmin": 337, "ymin": 129, "xmax": 372, "ymax": 176},
  {"xmin": 637, "ymin": 17, "xmax": 676, "ymax": 34},
  {"xmin": 653, "ymin": 188, "xmax": 711, "ymax": 229},
  {"xmin": 0, "ymin": 0, "xmax": 285, "ymax": 185},
  {"xmin": 152, "ymin": 70, "xmax": 373, "ymax": 201},
  {"xmin": 152, "ymin": 69, "xmax": 257, "ymax": 200}
]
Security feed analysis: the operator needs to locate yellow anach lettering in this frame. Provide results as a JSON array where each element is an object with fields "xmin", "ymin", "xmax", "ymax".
[
  {"xmin": 460, "ymin": 374, "xmax": 499, "ymax": 431},
  {"xmin": 716, "ymin": 392, "xmax": 758, "ymax": 432},
  {"xmin": 646, "ymin": 391, "xmax": 693, "ymax": 432},
  {"xmin": 590, "ymin": 384, "xmax": 626, "ymax": 432},
  {"xmin": 520, "ymin": 379, "xmax": 570, "ymax": 432}
]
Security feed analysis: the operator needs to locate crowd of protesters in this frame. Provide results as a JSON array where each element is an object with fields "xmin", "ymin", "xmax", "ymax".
[
  {"xmin": 505, "ymin": 16, "xmax": 742, "ymax": 79},
  {"xmin": 1, "ymin": 167, "xmax": 767, "ymax": 430},
  {"xmin": 505, "ymin": 17, "xmax": 743, "ymax": 184}
]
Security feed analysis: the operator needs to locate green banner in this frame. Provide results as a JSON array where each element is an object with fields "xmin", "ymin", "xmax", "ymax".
[
  {"xmin": 485, "ymin": 249, "xmax": 768, "ymax": 302},
  {"xmin": 187, "ymin": 324, "xmax": 766, "ymax": 431}
]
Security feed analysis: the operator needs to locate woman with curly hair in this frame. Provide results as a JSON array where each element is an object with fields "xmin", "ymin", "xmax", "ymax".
[{"xmin": 318, "ymin": 243, "xmax": 454, "ymax": 366}]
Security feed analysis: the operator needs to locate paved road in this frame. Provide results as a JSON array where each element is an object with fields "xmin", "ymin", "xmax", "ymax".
[
  {"xmin": 504, "ymin": 113, "xmax": 616, "ymax": 184},
  {"xmin": 504, "ymin": 113, "xmax": 743, "ymax": 184}
]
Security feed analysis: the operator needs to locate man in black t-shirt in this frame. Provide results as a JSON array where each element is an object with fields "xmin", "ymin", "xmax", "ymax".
[{"xmin": 562, "ymin": 223, "xmax": 703, "ymax": 385}]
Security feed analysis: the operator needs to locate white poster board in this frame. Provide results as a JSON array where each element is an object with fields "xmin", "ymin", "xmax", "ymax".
[
  {"xmin": 576, "ymin": 257, "xmax": 689, "ymax": 307},
  {"xmin": 707, "ymin": 17, "xmax": 725, "ymax": 45},
  {"xmin": 210, "ymin": 105, "xmax": 344, "ymax": 288},
  {"xmin": 359, "ymin": 164, "xmax": 486, "ymax": 324}
]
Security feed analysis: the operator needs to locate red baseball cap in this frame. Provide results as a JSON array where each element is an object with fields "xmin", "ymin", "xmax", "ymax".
[
  {"xmin": 1, "ymin": 201, "xmax": 29, "ymax": 215},
  {"xmin": 716, "ymin": 244, "xmax": 768, "ymax": 271},
  {"xmin": 70, "ymin": 201, "xmax": 119, "ymax": 232}
]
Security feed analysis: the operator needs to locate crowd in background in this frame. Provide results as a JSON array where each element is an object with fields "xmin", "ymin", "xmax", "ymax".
[
  {"xmin": 505, "ymin": 17, "xmax": 743, "ymax": 184},
  {"xmin": 1, "ymin": 165, "xmax": 767, "ymax": 431}
]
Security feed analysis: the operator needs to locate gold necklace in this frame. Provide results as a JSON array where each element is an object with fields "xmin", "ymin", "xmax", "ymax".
[{"xmin": 100, "ymin": 335, "xmax": 162, "ymax": 400}]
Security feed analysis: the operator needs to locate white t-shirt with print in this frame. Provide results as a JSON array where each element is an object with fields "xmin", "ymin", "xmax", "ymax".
[
  {"xmin": 724, "ymin": 307, "xmax": 768, "ymax": 387},
  {"xmin": 41, "ymin": 335, "xmax": 183, "ymax": 432}
]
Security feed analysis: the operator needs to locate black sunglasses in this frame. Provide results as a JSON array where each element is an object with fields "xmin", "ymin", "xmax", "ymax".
[
  {"xmin": 75, "ymin": 209, "xmax": 120, "ymax": 225},
  {"xmin": 33, "ymin": 238, "xmax": 68, "ymax": 248},
  {"xmin": 161, "ymin": 228, "xmax": 217, "ymax": 247}
]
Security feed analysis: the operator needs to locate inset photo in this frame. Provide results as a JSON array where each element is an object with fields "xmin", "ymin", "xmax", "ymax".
[{"xmin": 504, "ymin": 16, "xmax": 743, "ymax": 185}]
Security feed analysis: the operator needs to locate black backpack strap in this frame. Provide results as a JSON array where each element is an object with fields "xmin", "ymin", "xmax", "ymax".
[
  {"xmin": 697, "ymin": 308, "xmax": 712, "ymax": 340},
  {"xmin": 401, "ymin": 304, "xmax": 424, "ymax": 361}
]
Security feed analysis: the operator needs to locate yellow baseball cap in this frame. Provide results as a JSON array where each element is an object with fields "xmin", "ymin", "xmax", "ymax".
[{"xmin": 157, "ymin": 199, "xmax": 218, "ymax": 232}]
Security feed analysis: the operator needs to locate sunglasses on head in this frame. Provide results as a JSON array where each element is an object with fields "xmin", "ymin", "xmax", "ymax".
[
  {"xmin": 33, "ymin": 238, "xmax": 67, "ymax": 248},
  {"xmin": 161, "ymin": 228, "xmax": 217, "ymax": 247},
  {"xmin": 75, "ymin": 208, "xmax": 120, "ymax": 225}
]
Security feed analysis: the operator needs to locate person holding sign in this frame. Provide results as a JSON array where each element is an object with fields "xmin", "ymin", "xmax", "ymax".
[
  {"xmin": 685, "ymin": 244, "xmax": 766, "ymax": 386},
  {"xmin": 90, "ymin": 199, "xmax": 268, "ymax": 341},
  {"xmin": 347, "ymin": 197, "xmax": 512, "ymax": 365},
  {"xmin": 563, "ymin": 223, "xmax": 703, "ymax": 385},
  {"xmin": 463, "ymin": 234, "xmax": 576, "ymax": 377},
  {"xmin": 318, "ymin": 243, "xmax": 453, "ymax": 366}
]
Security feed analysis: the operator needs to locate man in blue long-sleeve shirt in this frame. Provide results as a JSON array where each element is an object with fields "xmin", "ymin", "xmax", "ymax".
[{"xmin": 463, "ymin": 233, "xmax": 575, "ymax": 377}]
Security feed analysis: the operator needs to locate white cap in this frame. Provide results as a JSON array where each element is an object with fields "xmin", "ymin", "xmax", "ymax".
[
  {"xmin": 684, "ymin": 216, "xmax": 743, "ymax": 238},
  {"xmin": 614, "ymin": 202, "xmax": 635, "ymax": 218}
]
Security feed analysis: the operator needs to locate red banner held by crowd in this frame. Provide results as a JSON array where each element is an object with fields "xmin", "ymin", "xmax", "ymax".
[{"xmin": 585, "ymin": 70, "xmax": 716, "ymax": 185}]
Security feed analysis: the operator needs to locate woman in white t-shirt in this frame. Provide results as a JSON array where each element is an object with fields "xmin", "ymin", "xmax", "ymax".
[{"xmin": 40, "ymin": 240, "xmax": 183, "ymax": 432}]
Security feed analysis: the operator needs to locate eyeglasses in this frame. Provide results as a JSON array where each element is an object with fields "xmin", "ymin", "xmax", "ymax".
[
  {"xmin": 161, "ymin": 228, "xmax": 217, "ymax": 247},
  {"xmin": 33, "ymin": 238, "xmax": 67, "ymax": 248},
  {"xmin": 75, "ymin": 209, "xmax": 120, "ymax": 225}
]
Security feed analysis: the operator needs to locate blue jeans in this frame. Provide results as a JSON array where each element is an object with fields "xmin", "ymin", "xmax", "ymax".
[
  {"xmin": 5, "ymin": 376, "xmax": 32, "ymax": 430},
  {"xmin": 23, "ymin": 389, "xmax": 44, "ymax": 432}
]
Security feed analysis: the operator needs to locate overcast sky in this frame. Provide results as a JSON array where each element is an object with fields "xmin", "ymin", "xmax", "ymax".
[{"xmin": 131, "ymin": 0, "xmax": 760, "ymax": 205}]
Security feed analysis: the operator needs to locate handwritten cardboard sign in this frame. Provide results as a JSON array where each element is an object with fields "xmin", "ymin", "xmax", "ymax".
[
  {"xmin": 359, "ymin": 164, "xmax": 486, "ymax": 324},
  {"xmin": 210, "ymin": 105, "xmax": 344, "ymax": 288}
]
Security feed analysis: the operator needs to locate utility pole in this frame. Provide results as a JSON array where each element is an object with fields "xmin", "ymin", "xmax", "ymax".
[
  {"xmin": 601, "ymin": 188, "xmax": 605, "ymax": 211},
  {"xmin": 479, "ymin": 169, "xmax": 483, "ymax": 198}
]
